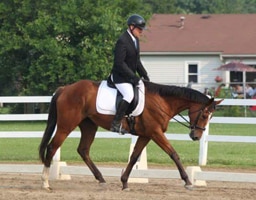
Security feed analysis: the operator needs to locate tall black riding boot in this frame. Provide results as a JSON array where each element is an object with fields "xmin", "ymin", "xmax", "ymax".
[{"xmin": 110, "ymin": 100, "xmax": 130, "ymax": 134}]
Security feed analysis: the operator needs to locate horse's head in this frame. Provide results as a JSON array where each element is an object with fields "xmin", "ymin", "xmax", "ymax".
[{"xmin": 188, "ymin": 98, "xmax": 223, "ymax": 141}]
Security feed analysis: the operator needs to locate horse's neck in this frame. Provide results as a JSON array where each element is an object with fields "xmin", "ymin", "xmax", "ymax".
[{"xmin": 165, "ymin": 97, "xmax": 190, "ymax": 116}]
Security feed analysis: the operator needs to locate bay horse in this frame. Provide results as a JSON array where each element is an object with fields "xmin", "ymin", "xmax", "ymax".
[{"xmin": 39, "ymin": 79, "xmax": 222, "ymax": 190}]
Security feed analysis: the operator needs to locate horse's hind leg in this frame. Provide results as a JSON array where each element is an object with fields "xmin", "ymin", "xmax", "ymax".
[
  {"xmin": 41, "ymin": 129, "xmax": 70, "ymax": 190},
  {"xmin": 77, "ymin": 118, "xmax": 106, "ymax": 183}
]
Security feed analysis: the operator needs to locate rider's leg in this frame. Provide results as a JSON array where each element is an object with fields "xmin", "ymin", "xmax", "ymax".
[{"xmin": 110, "ymin": 83, "xmax": 133, "ymax": 134}]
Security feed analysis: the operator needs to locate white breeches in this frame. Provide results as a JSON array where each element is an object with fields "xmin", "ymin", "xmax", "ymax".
[{"xmin": 115, "ymin": 83, "xmax": 134, "ymax": 103}]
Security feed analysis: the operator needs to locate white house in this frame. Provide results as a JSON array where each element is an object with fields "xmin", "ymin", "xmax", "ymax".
[{"xmin": 140, "ymin": 14, "xmax": 256, "ymax": 93}]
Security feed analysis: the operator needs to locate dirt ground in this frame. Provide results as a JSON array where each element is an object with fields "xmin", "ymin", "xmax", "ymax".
[{"xmin": 1, "ymin": 167, "xmax": 256, "ymax": 200}]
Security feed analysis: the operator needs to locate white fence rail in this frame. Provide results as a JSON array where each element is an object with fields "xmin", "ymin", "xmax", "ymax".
[
  {"xmin": 0, "ymin": 97, "xmax": 255, "ymax": 166},
  {"xmin": 1, "ymin": 164, "xmax": 256, "ymax": 185}
]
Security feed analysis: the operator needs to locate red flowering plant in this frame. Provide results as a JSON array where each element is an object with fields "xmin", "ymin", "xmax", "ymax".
[{"xmin": 215, "ymin": 76, "xmax": 223, "ymax": 83}]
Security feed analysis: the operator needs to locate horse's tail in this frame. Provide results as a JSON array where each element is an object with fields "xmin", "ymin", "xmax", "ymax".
[{"xmin": 39, "ymin": 87, "xmax": 63, "ymax": 163}]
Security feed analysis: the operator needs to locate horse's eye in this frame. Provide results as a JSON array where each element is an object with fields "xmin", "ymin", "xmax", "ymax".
[{"xmin": 202, "ymin": 115, "xmax": 207, "ymax": 120}]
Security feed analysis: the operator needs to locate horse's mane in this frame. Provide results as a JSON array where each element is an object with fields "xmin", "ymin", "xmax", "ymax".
[{"xmin": 144, "ymin": 81, "xmax": 210, "ymax": 104}]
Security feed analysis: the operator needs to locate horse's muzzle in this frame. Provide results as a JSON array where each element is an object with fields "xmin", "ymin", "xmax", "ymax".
[{"xmin": 189, "ymin": 131, "xmax": 200, "ymax": 141}]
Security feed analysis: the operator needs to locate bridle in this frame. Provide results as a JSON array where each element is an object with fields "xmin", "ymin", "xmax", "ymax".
[
  {"xmin": 151, "ymin": 99, "xmax": 214, "ymax": 132},
  {"xmin": 173, "ymin": 105, "xmax": 209, "ymax": 131}
]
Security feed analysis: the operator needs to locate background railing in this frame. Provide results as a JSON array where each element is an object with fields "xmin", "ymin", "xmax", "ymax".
[{"xmin": 0, "ymin": 96, "xmax": 255, "ymax": 166}]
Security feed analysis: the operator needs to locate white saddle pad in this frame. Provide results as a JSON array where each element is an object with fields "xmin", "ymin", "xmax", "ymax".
[{"xmin": 96, "ymin": 81, "xmax": 145, "ymax": 116}]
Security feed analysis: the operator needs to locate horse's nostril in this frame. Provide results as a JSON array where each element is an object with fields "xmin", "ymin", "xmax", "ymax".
[{"xmin": 190, "ymin": 133, "xmax": 199, "ymax": 141}]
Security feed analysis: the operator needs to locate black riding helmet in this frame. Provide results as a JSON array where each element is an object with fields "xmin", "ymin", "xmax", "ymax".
[{"xmin": 127, "ymin": 14, "xmax": 146, "ymax": 30}]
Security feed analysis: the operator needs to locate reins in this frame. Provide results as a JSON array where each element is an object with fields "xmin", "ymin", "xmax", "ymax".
[
  {"xmin": 151, "ymin": 100, "xmax": 207, "ymax": 131},
  {"xmin": 173, "ymin": 108, "xmax": 206, "ymax": 131},
  {"xmin": 172, "ymin": 114, "xmax": 191, "ymax": 129}
]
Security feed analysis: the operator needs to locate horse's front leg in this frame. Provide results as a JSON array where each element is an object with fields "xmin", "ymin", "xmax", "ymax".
[
  {"xmin": 121, "ymin": 136, "xmax": 150, "ymax": 190},
  {"xmin": 170, "ymin": 152, "xmax": 192, "ymax": 189},
  {"xmin": 152, "ymin": 134, "xmax": 192, "ymax": 189}
]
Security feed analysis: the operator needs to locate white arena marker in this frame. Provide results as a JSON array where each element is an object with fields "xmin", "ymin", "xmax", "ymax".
[
  {"xmin": 186, "ymin": 166, "xmax": 207, "ymax": 186},
  {"xmin": 127, "ymin": 136, "xmax": 148, "ymax": 183},
  {"xmin": 49, "ymin": 148, "xmax": 71, "ymax": 180}
]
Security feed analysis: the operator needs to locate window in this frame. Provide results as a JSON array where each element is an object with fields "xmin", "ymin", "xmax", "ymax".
[{"xmin": 188, "ymin": 64, "xmax": 198, "ymax": 83}]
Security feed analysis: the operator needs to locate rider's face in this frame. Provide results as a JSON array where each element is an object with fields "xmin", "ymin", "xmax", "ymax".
[{"xmin": 130, "ymin": 25, "xmax": 143, "ymax": 38}]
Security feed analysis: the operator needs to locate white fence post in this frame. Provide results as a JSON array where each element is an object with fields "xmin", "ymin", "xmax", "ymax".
[
  {"xmin": 199, "ymin": 122, "xmax": 209, "ymax": 166},
  {"xmin": 53, "ymin": 148, "xmax": 61, "ymax": 162},
  {"xmin": 49, "ymin": 148, "xmax": 61, "ymax": 179},
  {"xmin": 50, "ymin": 148, "xmax": 71, "ymax": 180},
  {"xmin": 128, "ymin": 135, "xmax": 148, "ymax": 183}
]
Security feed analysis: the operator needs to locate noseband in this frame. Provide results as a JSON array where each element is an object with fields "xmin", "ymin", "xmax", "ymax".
[
  {"xmin": 174, "ymin": 106, "xmax": 207, "ymax": 131},
  {"xmin": 188, "ymin": 108, "xmax": 206, "ymax": 131}
]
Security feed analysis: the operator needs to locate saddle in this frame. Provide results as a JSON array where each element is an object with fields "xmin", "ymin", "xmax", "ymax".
[
  {"xmin": 96, "ymin": 79, "xmax": 145, "ymax": 115},
  {"xmin": 106, "ymin": 76, "xmax": 139, "ymax": 115}
]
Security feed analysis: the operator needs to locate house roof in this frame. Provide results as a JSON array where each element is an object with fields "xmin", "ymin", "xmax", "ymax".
[{"xmin": 140, "ymin": 14, "xmax": 256, "ymax": 56}]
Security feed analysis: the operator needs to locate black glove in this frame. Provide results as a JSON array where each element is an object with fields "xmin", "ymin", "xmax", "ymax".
[
  {"xmin": 130, "ymin": 76, "xmax": 140, "ymax": 86},
  {"xmin": 143, "ymin": 75, "xmax": 150, "ymax": 81}
]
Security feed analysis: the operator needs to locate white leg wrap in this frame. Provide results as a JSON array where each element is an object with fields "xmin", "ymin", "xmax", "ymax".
[{"xmin": 41, "ymin": 166, "xmax": 50, "ymax": 189}]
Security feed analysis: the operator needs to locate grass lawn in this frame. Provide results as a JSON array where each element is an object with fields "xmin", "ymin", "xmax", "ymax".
[{"xmin": 0, "ymin": 121, "xmax": 255, "ymax": 169}]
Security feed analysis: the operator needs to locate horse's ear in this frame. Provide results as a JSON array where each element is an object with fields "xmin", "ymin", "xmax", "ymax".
[{"xmin": 214, "ymin": 99, "xmax": 224, "ymax": 105}]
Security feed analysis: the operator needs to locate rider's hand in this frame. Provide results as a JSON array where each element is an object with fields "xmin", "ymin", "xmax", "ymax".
[{"xmin": 143, "ymin": 75, "xmax": 150, "ymax": 81}]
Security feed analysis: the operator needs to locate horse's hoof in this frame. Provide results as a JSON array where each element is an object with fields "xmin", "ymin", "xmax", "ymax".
[
  {"xmin": 122, "ymin": 187, "xmax": 130, "ymax": 192},
  {"xmin": 184, "ymin": 184, "xmax": 193, "ymax": 190},
  {"xmin": 42, "ymin": 186, "xmax": 53, "ymax": 191}
]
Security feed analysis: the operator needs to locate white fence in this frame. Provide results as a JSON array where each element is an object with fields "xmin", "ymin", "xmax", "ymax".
[
  {"xmin": 0, "ymin": 97, "xmax": 256, "ymax": 166},
  {"xmin": 1, "ymin": 164, "xmax": 256, "ymax": 185}
]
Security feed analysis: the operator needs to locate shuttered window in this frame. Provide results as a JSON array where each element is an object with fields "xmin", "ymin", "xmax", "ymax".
[{"xmin": 188, "ymin": 64, "xmax": 198, "ymax": 83}]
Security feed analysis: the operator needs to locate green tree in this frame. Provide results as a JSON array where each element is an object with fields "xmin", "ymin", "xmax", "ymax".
[
  {"xmin": 143, "ymin": 0, "xmax": 177, "ymax": 14},
  {"xmin": 2, "ymin": 0, "xmax": 256, "ymax": 96},
  {"xmin": 0, "ymin": 0, "xmax": 149, "ymax": 95},
  {"xmin": 22, "ymin": 0, "xmax": 124, "ymax": 95}
]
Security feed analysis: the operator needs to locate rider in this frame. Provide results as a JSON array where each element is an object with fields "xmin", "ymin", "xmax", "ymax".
[{"xmin": 109, "ymin": 14, "xmax": 150, "ymax": 134}]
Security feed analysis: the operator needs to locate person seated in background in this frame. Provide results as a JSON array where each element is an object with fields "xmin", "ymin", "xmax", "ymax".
[
  {"xmin": 245, "ymin": 84, "xmax": 255, "ymax": 98},
  {"xmin": 247, "ymin": 86, "xmax": 256, "ymax": 98},
  {"xmin": 234, "ymin": 84, "xmax": 243, "ymax": 94},
  {"xmin": 231, "ymin": 84, "xmax": 244, "ymax": 98}
]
